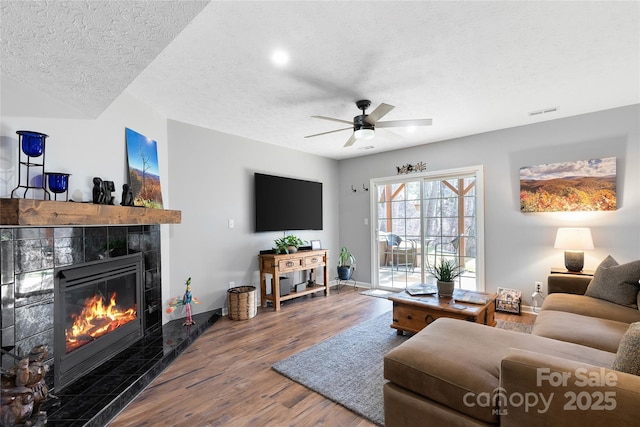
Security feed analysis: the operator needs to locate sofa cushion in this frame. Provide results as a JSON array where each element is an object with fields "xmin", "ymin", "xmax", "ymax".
[
  {"xmin": 540, "ymin": 293, "xmax": 640, "ymax": 324},
  {"xmin": 584, "ymin": 255, "xmax": 640, "ymax": 308},
  {"xmin": 383, "ymin": 318, "xmax": 615, "ymax": 424},
  {"xmin": 547, "ymin": 273, "xmax": 591, "ymax": 295},
  {"xmin": 532, "ymin": 309, "xmax": 629, "ymax": 352},
  {"xmin": 612, "ymin": 322, "xmax": 640, "ymax": 375},
  {"xmin": 501, "ymin": 348, "xmax": 640, "ymax": 427}
]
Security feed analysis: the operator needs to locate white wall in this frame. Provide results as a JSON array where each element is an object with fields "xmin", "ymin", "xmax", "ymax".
[
  {"xmin": 165, "ymin": 119, "xmax": 339, "ymax": 320},
  {"xmin": 1, "ymin": 92, "xmax": 168, "ymax": 202},
  {"xmin": 0, "ymin": 90, "xmax": 174, "ymax": 318},
  {"xmin": 338, "ymin": 105, "xmax": 640, "ymax": 306}
]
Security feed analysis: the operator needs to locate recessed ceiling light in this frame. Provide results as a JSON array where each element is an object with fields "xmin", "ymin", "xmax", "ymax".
[{"xmin": 271, "ymin": 49, "xmax": 289, "ymax": 67}]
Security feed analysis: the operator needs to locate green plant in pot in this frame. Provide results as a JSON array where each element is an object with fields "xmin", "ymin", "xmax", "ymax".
[
  {"xmin": 337, "ymin": 246, "xmax": 356, "ymax": 280},
  {"xmin": 428, "ymin": 258, "xmax": 462, "ymax": 297},
  {"xmin": 274, "ymin": 235, "xmax": 307, "ymax": 254}
]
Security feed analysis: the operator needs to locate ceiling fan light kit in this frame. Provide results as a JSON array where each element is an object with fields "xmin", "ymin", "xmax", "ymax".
[
  {"xmin": 354, "ymin": 128, "xmax": 375, "ymax": 140},
  {"xmin": 353, "ymin": 103, "xmax": 375, "ymax": 140},
  {"xmin": 306, "ymin": 99, "xmax": 433, "ymax": 148}
]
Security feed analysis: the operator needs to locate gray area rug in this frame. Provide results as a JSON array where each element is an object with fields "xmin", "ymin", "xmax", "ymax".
[
  {"xmin": 272, "ymin": 312, "xmax": 533, "ymax": 426},
  {"xmin": 359, "ymin": 289, "xmax": 396, "ymax": 299},
  {"xmin": 272, "ymin": 311, "xmax": 404, "ymax": 426},
  {"xmin": 496, "ymin": 319, "xmax": 533, "ymax": 334}
]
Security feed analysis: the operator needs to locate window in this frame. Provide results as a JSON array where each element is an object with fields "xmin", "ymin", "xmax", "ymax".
[{"xmin": 371, "ymin": 166, "xmax": 484, "ymax": 291}]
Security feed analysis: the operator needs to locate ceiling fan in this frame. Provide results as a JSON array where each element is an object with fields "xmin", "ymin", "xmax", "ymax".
[{"xmin": 305, "ymin": 100, "xmax": 433, "ymax": 147}]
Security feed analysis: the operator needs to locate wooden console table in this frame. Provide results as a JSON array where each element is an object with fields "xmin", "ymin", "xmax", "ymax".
[{"xmin": 259, "ymin": 249, "xmax": 330, "ymax": 311}]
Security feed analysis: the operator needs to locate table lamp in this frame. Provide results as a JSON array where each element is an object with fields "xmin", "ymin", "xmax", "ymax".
[{"xmin": 554, "ymin": 228, "xmax": 594, "ymax": 272}]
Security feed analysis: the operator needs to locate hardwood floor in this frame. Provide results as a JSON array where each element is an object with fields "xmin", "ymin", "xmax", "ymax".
[{"xmin": 109, "ymin": 288, "xmax": 534, "ymax": 427}]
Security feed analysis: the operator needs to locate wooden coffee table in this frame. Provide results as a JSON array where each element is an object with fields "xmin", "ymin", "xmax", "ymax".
[{"xmin": 388, "ymin": 288, "xmax": 497, "ymax": 335}]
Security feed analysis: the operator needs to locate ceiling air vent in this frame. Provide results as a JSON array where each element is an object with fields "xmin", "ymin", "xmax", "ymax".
[{"xmin": 529, "ymin": 107, "xmax": 558, "ymax": 117}]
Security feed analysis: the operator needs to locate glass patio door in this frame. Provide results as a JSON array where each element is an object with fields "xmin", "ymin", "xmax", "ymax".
[
  {"xmin": 375, "ymin": 180, "xmax": 422, "ymax": 290},
  {"xmin": 372, "ymin": 167, "xmax": 483, "ymax": 291}
]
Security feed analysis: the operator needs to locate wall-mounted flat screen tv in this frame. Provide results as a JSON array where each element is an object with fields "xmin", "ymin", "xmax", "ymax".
[{"xmin": 255, "ymin": 173, "xmax": 323, "ymax": 232}]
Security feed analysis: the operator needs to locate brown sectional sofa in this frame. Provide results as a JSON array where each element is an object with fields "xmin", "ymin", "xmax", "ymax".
[{"xmin": 384, "ymin": 273, "xmax": 640, "ymax": 426}]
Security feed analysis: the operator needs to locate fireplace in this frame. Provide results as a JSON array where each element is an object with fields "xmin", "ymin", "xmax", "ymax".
[
  {"xmin": 1, "ymin": 225, "xmax": 222, "ymax": 425},
  {"xmin": 54, "ymin": 253, "xmax": 144, "ymax": 390}
]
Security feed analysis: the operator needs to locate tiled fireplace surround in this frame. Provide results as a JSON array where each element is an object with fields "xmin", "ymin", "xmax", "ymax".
[{"xmin": 0, "ymin": 225, "xmax": 219, "ymax": 426}]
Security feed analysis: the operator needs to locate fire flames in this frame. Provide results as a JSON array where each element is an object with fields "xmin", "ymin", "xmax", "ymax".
[{"xmin": 66, "ymin": 292, "xmax": 137, "ymax": 353}]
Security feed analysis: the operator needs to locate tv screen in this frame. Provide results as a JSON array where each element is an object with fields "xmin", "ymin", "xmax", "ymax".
[{"xmin": 255, "ymin": 173, "xmax": 323, "ymax": 232}]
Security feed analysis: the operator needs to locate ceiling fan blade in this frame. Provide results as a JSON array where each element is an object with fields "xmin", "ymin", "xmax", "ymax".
[
  {"xmin": 343, "ymin": 133, "xmax": 357, "ymax": 147},
  {"xmin": 365, "ymin": 103, "xmax": 394, "ymax": 124},
  {"xmin": 304, "ymin": 127, "xmax": 352, "ymax": 138},
  {"xmin": 376, "ymin": 118, "xmax": 433, "ymax": 128},
  {"xmin": 311, "ymin": 115, "xmax": 353, "ymax": 125}
]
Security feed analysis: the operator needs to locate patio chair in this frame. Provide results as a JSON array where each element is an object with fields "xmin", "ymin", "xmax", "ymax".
[{"xmin": 384, "ymin": 234, "xmax": 417, "ymax": 272}]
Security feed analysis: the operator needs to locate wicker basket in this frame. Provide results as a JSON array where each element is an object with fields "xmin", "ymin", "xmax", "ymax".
[{"xmin": 227, "ymin": 285, "xmax": 257, "ymax": 320}]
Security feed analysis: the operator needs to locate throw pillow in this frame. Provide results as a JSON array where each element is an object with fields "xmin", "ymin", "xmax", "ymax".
[
  {"xmin": 612, "ymin": 322, "xmax": 640, "ymax": 376},
  {"xmin": 584, "ymin": 255, "xmax": 640, "ymax": 308}
]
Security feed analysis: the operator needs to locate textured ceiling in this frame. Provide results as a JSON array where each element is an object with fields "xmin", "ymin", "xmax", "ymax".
[
  {"xmin": 2, "ymin": 1, "xmax": 639, "ymax": 160},
  {"xmin": 0, "ymin": 0, "xmax": 208, "ymax": 118}
]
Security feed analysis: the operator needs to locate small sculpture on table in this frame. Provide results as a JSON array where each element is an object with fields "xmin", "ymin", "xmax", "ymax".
[{"xmin": 167, "ymin": 277, "xmax": 201, "ymax": 326}]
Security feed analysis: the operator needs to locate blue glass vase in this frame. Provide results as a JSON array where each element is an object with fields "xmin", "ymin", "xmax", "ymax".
[
  {"xmin": 46, "ymin": 173, "xmax": 70, "ymax": 193},
  {"xmin": 18, "ymin": 130, "xmax": 48, "ymax": 157},
  {"xmin": 46, "ymin": 172, "xmax": 70, "ymax": 200}
]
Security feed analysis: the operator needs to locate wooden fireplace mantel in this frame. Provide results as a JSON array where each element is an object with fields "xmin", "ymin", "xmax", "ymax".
[{"xmin": 0, "ymin": 198, "xmax": 181, "ymax": 226}]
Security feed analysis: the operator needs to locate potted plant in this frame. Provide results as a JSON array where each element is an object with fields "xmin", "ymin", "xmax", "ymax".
[
  {"xmin": 273, "ymin": 235, "xmax": 307, "ymax": 254},
  {"xmin": 337, "ymin": 246, "xmax": 356, "ymax": 280},
  {"xmin": 428, "ymin": 258, "xmax": 462, "ymax": 297}
]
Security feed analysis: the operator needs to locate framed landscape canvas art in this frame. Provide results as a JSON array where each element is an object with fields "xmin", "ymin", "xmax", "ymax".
[
  {"xmin": 520, "ymin": 157, "xmax": 616, "ymax": 212},
  {"xmin": 125, "ymin": 128, "xmax": 164, "ymax": 208}
]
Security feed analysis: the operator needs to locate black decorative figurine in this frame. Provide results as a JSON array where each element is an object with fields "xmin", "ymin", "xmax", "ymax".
[
  {"xmin": 93, "ymin": 177, "xmax": 116, "ymax": 205},
  {"xmin": 92, "ymin": 177, "xmax": 105, "ymax": 204},
  {"xmin": 103, "ymin": 180, "xmax": 115, "ymax": 205},
  {"xmin": 121, "ymin": 184, "xmax": 134, "ymax": 206}
]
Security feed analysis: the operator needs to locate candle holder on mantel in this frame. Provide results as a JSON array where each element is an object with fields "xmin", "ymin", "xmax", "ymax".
[
  {"xmin": 11, "ymin": 130, "xmax": 51, "ymax": 200},
  {"xmin": 45, "ymin": 172, "xmax": 71, "ymax": 201}
]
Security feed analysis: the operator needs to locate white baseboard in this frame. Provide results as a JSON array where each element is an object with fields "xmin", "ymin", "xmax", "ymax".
[
  {"xmin": 330, "ymin": 280, "xmax": 370, "ymax": 289},
  {"xmin": 519, "ymin": 305, "xmax": 540, "ymax": 315}
]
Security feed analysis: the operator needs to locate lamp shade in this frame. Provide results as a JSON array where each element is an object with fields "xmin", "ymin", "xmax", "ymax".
[
  {"xmin": 554, "ymin": 227, "xmax": 594, "ymax": 272},
  {"xmin": 553, "ymin": 228, "xmax": 594, "ymax": 250}
]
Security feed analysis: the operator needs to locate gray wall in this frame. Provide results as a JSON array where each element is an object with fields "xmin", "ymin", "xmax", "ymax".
[
  {"xmin": 338, "ymin": 104, "xmax": 640, "ymax": 305},
  {"xmin": 166, "ymin": 120, "xmax": 339, "ymax": 314},
  {"xmin": 0, "ymin": 88, "xmax": 340, "ymax": 322},
  {"xmin": 2, "ymin": 85, "xmax": 638, "ymax": 316}
]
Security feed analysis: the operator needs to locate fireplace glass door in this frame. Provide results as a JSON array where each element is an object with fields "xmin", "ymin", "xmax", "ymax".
[
  {"xmin": 63, "ymin": 268, "xmax": 138, "ymax": 353},
  {"xmin": 55, "ymin": 254, "xmax": 143, "ymax": 390}
]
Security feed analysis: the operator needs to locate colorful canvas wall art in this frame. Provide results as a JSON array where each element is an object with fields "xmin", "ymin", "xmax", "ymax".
[
  {"xmin": 520, "ymin": 157, "xmax": 616, "ymax": 212},
  {"xmin": 125, "ymin": 128, "xmax": 164, "ymax": 208}
]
